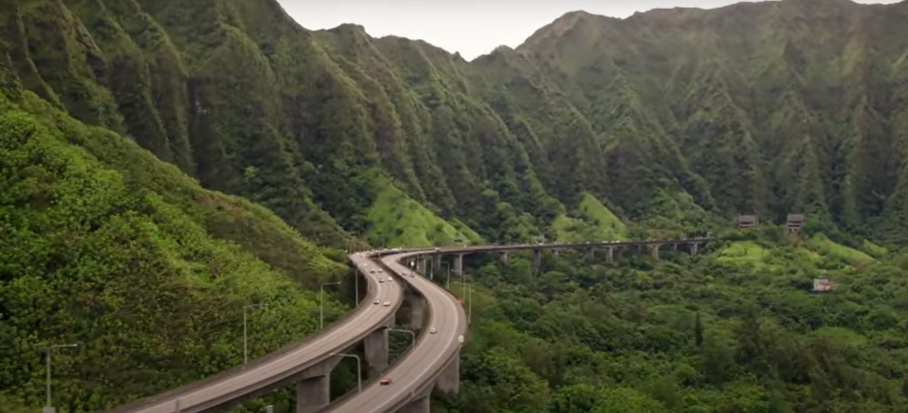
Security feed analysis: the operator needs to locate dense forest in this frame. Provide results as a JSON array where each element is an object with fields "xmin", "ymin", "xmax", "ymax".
[
  {"xmin": 3, "ymin": 0, "xmax": 908, "ymax": 411},
  {"xmin": 441, "ymin": 224, "xmax": 908, "ymax": 413}
]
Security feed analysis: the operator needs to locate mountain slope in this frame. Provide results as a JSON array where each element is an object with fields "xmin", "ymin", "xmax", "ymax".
[
  {"xmin": 0, "ymin": 62, "xmax": 348, "ymax": 409},
  {"xmin": 6, "ymin": 0, "xmax": 908, "ymax": 410}
]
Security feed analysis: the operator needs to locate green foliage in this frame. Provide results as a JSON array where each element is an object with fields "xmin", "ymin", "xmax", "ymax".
[
  {"xmin": 6, "ymin": 1, "xmax": 908, "ymax": 411},
  {"xmin": 438, "ymin": 234, "xmax": 908, "ymax": 413},
  {"xmin": 364, "ymin": 175, "xmax": 475, "ymax": 247},
  {"xmin": 11, "ymin": 0, "xmax": 908, "ymax": 247},
  {"xmin": 551, "ymin": 193, "xmax": 628, "ymax": 242},
  {"xmin": 0, "ymin": 89, "xmax": 349, "ymax": 411},
  {"xmin": 807, "ymin": 233, "xmax": 876, "ymax": 267}
]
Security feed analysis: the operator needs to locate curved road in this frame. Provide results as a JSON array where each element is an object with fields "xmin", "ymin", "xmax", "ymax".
[
  {"xmin": 100, "ymin": 254, "xmax": 404, "ymax": 413},
  {"xmin": 102, "ymin": 238, "xmax": 704, "ymax": 413},
  {"xmin": 322, "ymin": 251, "xmax": 467, "ymax": 413}
]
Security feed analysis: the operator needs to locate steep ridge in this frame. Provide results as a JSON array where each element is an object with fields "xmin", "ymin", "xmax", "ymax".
[
  {"xmin": 9, "ymin": 0, "xmax": 908, "ymax": 244},
  {"xmin": 0, "ymin": 51, "xmax": 350, "ymax": 410},
  {"xmin": 6, "ymin": 0, "xmax": 908, "ymax": 409}
]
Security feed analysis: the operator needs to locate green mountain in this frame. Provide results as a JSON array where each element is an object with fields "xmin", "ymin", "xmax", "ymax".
[
  {"xmin": 5, "ymin": 0, "xmax": 908, "ymax": 410},
  {"xmin": 7, "ymin": 0, "xmax": 908, "ymax": 246}
]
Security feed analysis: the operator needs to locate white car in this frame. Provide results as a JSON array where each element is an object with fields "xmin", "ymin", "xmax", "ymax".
[
  {"xmin": 383, "ymin": 301, "xmax": 391, "ymax": 306},
  {"xmin": 379, "ymin": 279, "xmax": 385, "ymax": 283},
  {"xmin": 373, "ymin": 300, "xmax": 380, "ymax": 305},
  {"xmin": 429, "ymin": 327, "xmax": 437, "ymax": 334},
  {"xmin": 369, "ymin": 269, "xmax": 376, "ymax": 274},
  {"xmin": 377, "ymin": 269, "xmax": 384, "ymax": 273}
]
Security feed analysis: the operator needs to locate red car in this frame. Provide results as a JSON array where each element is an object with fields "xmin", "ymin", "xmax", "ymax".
[{"xmin": 380, "ymin": 378, "xmax": 392, "ymax": 385}]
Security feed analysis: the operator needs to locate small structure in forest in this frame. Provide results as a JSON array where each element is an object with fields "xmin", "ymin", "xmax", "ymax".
[
  {"xmin": 787, "ymin": 214, "xmax": 805, "ymax": 233},
  {"xmin": 737, "ymin": 215, "xmax": 759, "ymax": 228},
  {"xmin": 812, "ymin": 278, "xmax": 834, "ymax": 293}
]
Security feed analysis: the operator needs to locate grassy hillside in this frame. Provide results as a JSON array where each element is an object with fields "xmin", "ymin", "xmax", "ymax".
[
  {"xmin": 551, "ymin": 192, "xmax": 627, "ymax": 242},
  {"xmin": 364, "ymin": 175, "xmax": 477, "ymax": 247},
  {"xmin": 0, "ymin": 72, "xmax": 348, "ymax": 410}
]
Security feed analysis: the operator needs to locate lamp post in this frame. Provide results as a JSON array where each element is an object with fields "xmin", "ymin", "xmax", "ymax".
[
  {"xmin": 462, "ymin": 273, "xmax": 468, "ymax": 306},
  {"xmin": 388, "ymin": 328, "xmax": 416, "ymax": 350},
  {"xmin": 244, "ymin": 303, "xmax": 265, "ymax": 364},
  {"xmin": 321, "ymin": 281, "xmax": 341, "ymax": 329},
  {"xmin": 44, "ymin": 343, "xmax": 78, "ymax": 412},
  {"xmin": 334, "ymin": 353, "xmax": 362, "ymax": 392},
  {"xmin": 468, "ymin": 284, "xmax": 473, "ymax": 325}
]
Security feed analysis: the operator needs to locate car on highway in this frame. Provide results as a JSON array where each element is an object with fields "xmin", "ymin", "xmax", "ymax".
[
  {"xmin": 373, "ymin": 300, "xmax": 380, "ymax": 305},
  {"xmin": 369, "ymin": 269, "xmax": 376, "ymax": 274},
  {"xmin": 377, "ymin": 269, "xmax": 383, "ymax": 273},
  {"xmin": 383, "ymin": 301, "xmax": 391, "ymax": 306},
  {"xmin": 379, "ymin": 278, "xmax": 385, "ymax": 283},
  {"xmin": 380, "ymin": 378, "xmax": 392, "ymax": 385},
  {"xmin": 429, "ymin": 327, "xmax": 437, "ymax": 334}
]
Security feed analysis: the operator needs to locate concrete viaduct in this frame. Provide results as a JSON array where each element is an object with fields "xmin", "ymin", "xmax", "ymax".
[{"xmin": 99, "ymin": 238, "xmax": 707, "ymax": 413}]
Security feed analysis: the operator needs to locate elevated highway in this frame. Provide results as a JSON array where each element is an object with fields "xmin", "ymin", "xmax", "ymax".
[
  {"xmin": 99, "ymin": 253, "xmax": 407, "ymax": 413},
  {"xmin": 99, "ymin": 238, "xmax": 707, "ymax": 413}
]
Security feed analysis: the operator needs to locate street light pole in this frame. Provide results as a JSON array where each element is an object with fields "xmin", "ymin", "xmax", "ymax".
[
  {"xmin": 244, "ymin": 303, "xmax": 265, "ymax": 364},
  {"xmin": 462, "ymin": 273, "xmax": 467, "ymax": 305},
  {"xmin": 388, "ymin": 329, "xmax": 416, "ymax": 350},
  {"xmin": 321, "ymin": 281, "xmax": 342, "ymax": 329},
  {"xmin": 468, "ymin": 284, "xmax": 473, "ymax": 325},
  {"xmin": 334, "ymin": 353, "xmax": 362, "ymax": 392},
  {"xmin": 45, "ymin": 343, "xmax": 78, "ymax": 411}
]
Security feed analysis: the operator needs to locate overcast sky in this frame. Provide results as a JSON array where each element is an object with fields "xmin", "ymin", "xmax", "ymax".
[{"xmin": 277, "ymin": 0, "xmax": 903, "ymax": 61}]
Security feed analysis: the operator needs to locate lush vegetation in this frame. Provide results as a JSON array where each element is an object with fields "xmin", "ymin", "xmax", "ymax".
[
  {"xmin": 4, "ymin": 0, "xmax": 908, "ymax": 411},
  {"xmin": 9, "ymin": 0, "xmax": 908, "ymax": 249},
  {"xmin": 0, "ymin": 54, "xmax": 350, "ymax": 411},
  {"xmin": 439, "ymin": 227, "xmax": 908, "ymax": 413}
]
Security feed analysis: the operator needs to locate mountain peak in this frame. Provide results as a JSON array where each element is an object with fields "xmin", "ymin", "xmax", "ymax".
[{"xmin": 329, "ymin": 23, "xmax": 367, "ymax": 34}]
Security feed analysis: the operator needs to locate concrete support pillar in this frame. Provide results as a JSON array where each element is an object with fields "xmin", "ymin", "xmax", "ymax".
[
  {"xmin": 453, "ymin": 254, "xmax": 464, "ymax": 276},
  {"xmin": 691, "ymin": 243, "xmax": 699, "ymax": 256},
  {"xmin": 585, "ymin": 248, "xmax": 595, "ymax": 263},
  {"xmin": 606, "ymin": 247, "xmax": 614, "ymax": 264},
  {"xmin": 673, "ymin": 243, "xmax": 678, "ymax": 252},
  {"xmin": 295, "ymin": 357, "xmax": 341, "ymax": 413},
  {"xmin": 405, "ymin": 289, "xmax": 425, "ymax": 328},
  {"xmin": 435, "ymin": 353, "xmax": 460, "ymax": 395},
  {"xmin": 296, "ymin": 377, "xmax": 329, "ymax": 413},
  {"xmin": 363, "ymin": 326, "xmax": 388, "ymax": 378},
  {"xmin": 499, "ymin": 251, "xmax": 509, "ymax": 264},
  {"xmin": 417, "ymin": 257, "xmax": 427, "ymax": 275},
  {"xmin": 533, "ymin": 250, "xmax": 542, "ymax": 268},
  {"xmin": 397, "ymin": 396, "xmax": 430, "ymax": 413},
  {"xmin": 433, "ymin": 255, "xmax": 442, "ymax": 272},
  {"xmin": 648, "ymin": 245, "xmax": 660, "ymax": 260}
]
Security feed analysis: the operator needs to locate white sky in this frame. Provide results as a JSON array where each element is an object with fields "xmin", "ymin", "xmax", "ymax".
[{"xmin": 276, "ymin": 0, "xmax": 903, "ymax": 61}]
